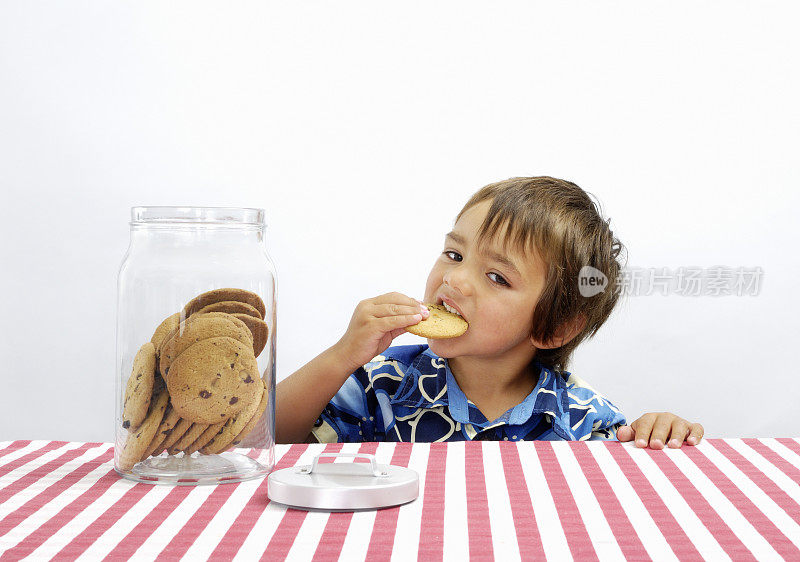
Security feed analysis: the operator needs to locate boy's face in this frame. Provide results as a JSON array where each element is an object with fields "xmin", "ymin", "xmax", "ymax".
[{"xmin": 423, "ymin": 199, "xmax": 549, "ymax": 361}]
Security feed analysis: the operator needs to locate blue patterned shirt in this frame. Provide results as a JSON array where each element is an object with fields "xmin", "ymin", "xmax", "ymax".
[{"xmin": 311, "ymin": 344, "xmax": 626, "ymax": 443}]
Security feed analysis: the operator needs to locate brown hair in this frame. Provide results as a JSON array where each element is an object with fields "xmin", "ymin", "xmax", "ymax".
[{"xmin": 456, "ymin": 176, "xmax": 627, "ymax": 374}]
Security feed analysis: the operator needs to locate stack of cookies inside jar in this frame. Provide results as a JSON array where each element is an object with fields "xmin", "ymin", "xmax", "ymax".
[{"xmin": 118, "ymin": 288, "xmax": 269, "ymax": 472}]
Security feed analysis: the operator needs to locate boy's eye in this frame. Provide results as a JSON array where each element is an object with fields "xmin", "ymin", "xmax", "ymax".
[
  {"xmin": 444, "ymin": 251, "xmax": 510, "ymax": 287},
  {"xmin": 488, "ymin": 272, "xmax": 509, "ymax": 286}
]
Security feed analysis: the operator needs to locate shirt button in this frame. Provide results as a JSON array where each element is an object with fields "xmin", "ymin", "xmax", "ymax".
[
  {"xmin": 362, "ymin": 417, "xmax": 367, "ymax": 421},
  {"xmin": 512, "ymin": 435, "xmax": 518, "ymax": 440},
  {"xmin": 503, "ymin": 437, "xmax": 509, "ymax": 441}
]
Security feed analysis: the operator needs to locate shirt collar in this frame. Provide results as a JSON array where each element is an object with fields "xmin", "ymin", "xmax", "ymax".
[
  {"xmin": 390, "ymin": 347, "xmax": 571, "ymax": 436},
  {"xmin": 390, "ymin": 347, "xmax": 450, "ymax": 408}
]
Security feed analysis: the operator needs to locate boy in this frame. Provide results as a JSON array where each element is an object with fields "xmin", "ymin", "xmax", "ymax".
[{"xmin": 276, "ymin": 177, "xmax": 703, "ymax": 448}]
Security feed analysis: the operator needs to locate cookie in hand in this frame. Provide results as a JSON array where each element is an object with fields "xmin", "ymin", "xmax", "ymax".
[{"xmin": 405, "ymin": 303, "xmax": 468, "ymax": 339}]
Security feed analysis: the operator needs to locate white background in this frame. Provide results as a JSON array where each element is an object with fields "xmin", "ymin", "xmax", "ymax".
[{"xmin": 1, "ymin": 1, "xmax": 798, "ymax": 443}]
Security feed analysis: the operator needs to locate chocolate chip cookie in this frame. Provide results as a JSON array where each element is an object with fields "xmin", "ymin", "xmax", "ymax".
[
  {"xmin": 159, "ymin": 312, "xmax": 253, "ymax": 377},
  {"xmin": 118, "ymin": 389, "xmax": 169, "ymax": 471},
  {"xmin": 201, "ymin": 380, "xmax": 267, "ymax": 454},
  {"xmin": 183, "ymin": 288, "xmax": 266, "ymax": 320},
  {"xmin": 122, "ymin": 342, "xmax": 157, "ymax": 430},
  {"xmin": 166, "ymin": 336, "xmax": 261, "ymax": 424},
  {"xmin": 231, "ymin": 313, "xmax": 269, "ymax": 358},
  {"xmin": 194, "ymin": 300, "xmax": 262, "ymax": 319},
  {"xmin": 150, "ymin": 312, "xmax": 181, "ymax": 350}
]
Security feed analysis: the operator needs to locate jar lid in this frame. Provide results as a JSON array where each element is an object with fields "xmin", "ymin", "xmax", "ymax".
[
  {"xmin": 267, "ymin": 452, "xmax": 419, "ymax": 511},
  {"xmin": 130, "ymin": 207, "xmax": 265, "ymax": 227}
]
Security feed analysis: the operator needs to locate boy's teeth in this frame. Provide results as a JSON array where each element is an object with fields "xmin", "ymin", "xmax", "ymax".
[{"xmin": 443, "ymin": 302, "xmax": 461, "ymax": 316}]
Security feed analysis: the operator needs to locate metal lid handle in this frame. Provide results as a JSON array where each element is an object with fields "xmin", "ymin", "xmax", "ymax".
[{"xmin": 300, "ymin": 453, "xmax": 388, "ymax": 477}]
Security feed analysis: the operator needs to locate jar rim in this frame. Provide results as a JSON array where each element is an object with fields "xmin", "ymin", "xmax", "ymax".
[{"xmin": 131, "ymin": 207, "xmax": 265, "ymax": 227}]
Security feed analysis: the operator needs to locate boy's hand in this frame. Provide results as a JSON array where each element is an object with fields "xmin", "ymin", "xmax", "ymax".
[
  {"xmin": 617, "ymin": 412, "xmax": 704, "ymax": 449},
  {"xmin": 332, "ymin": 292, "xmax": 429, "ymax": 374}
]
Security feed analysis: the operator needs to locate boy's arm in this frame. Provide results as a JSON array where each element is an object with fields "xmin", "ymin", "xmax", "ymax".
[
  {"xmin": 563, "ymin": 373, "xmax": 626, "ymax": 441},
  {"xmin": 275, "ymin": 292, "xmax": 429, "ymax": 444},
  {"xmin": 275, "ymin": 346, "xmax": 358, "ymax": 444}
]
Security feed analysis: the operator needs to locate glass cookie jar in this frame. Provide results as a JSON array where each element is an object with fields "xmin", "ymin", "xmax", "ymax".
[{"xmin": 115, "ymin": 207, "xmax": 277, "ymax": 485}]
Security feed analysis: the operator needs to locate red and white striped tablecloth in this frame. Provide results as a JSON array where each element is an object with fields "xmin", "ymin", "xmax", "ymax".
[{"xmin": 1, "ymin": 439, "xmax": 799, "ymax": 560}]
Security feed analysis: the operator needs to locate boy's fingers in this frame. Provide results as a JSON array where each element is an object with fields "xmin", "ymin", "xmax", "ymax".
[
  {"xmin": 667, "ymin": 419, "xmax": 691, "ymax": 448},
  {"xmin": 388, "ymin": 327, "xmax": 408, "ymax": 340},
  {"xmin": 686, "ymin": 423, "xmax": 705, "ymax": 446},
  {"xmin": 378, "ymin": 314, "xmax": 424, "ymax": 332},
  {"xmin": 373, "ymin": 303, "xmax": 429, "ymax": 319},
  {"xmin": 631, "ymin": 413, "xmax": 655, "ymax": 448},
  {"xmin": 647, "ymin": 413, "xmax": 674, "ymax": 450}
]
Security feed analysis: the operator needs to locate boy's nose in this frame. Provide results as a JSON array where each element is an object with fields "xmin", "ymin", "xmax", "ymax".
[{"xmin": 443, "ymin": 269, "xmax": 473, "ymax": 297}]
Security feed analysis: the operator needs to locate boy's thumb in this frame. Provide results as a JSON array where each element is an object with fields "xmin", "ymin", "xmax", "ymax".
[{"xmin": 616, "ymin": 425, "xmax": 633, "ymax": 441}]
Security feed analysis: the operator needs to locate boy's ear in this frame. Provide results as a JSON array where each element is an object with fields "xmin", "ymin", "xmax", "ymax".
[{"xmin": 530, "ymin": 313, "xmax": 587, "ymax": 350}]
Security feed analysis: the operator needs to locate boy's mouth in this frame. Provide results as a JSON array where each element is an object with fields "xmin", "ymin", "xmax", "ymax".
[{"xmin": 436, "ymin": 296, "xmax": 466, "ymax": 320}]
